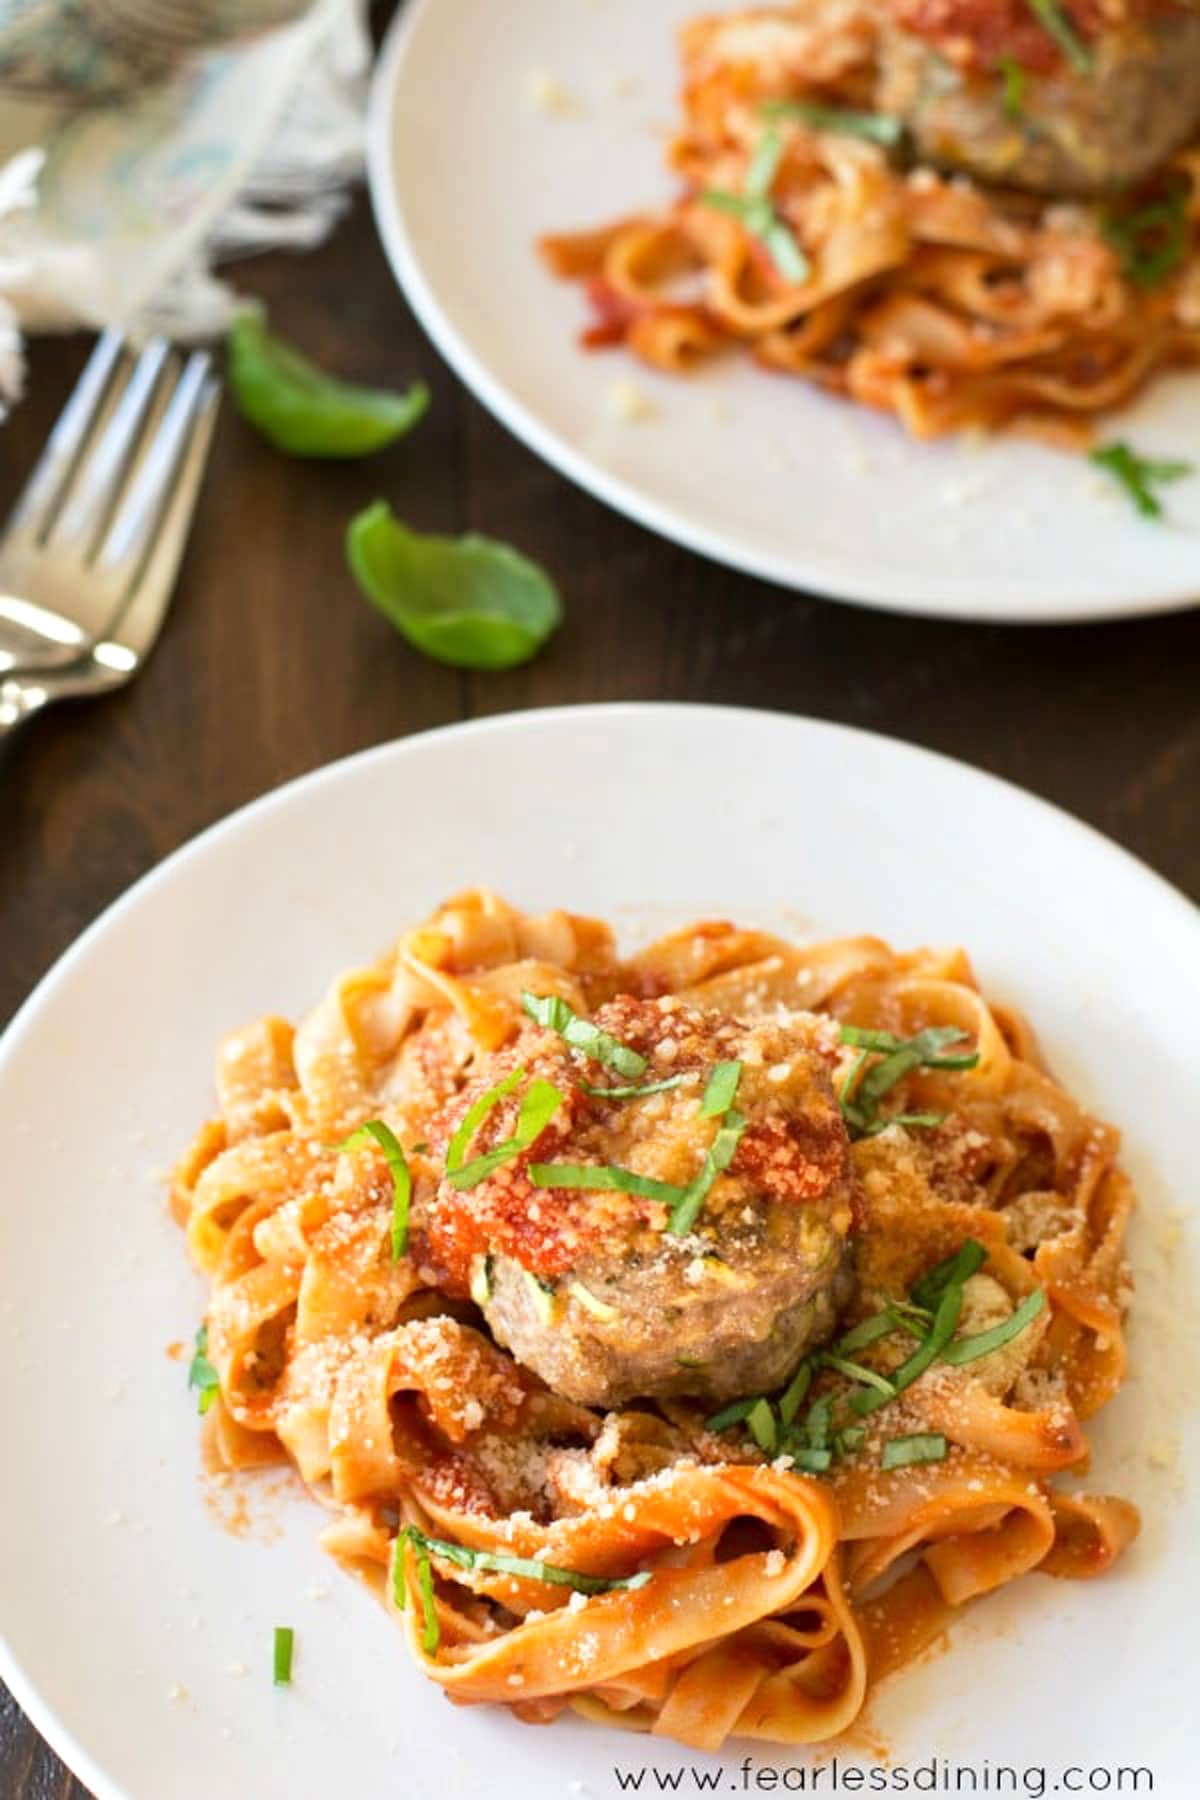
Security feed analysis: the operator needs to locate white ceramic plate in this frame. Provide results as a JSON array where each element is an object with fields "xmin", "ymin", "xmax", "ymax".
[
  {"xmin": 1, "ymin": 704, "xmax": 1197, "ymax": 1800},
  {"xmin": 366, "ymin": 0, "xmax": 1200, "ymax": 623}
]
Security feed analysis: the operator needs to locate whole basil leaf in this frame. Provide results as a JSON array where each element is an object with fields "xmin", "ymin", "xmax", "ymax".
[
  {"xmin": 346, "ymin": 501, "xmax": 562, "ymax": 671},
  {"xmin": 228, "ymin": 313, "xmax": 429, "ymax": 458}
]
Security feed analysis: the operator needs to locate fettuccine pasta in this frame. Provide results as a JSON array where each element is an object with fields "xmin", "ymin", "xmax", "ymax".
[
  {"xmin": 540, "ymin": 3, "xmax": 1200, "ymax": 442},
  {"xmin": 174, "ymin": 891, "xmax": 1138, "ymax": 1749}
]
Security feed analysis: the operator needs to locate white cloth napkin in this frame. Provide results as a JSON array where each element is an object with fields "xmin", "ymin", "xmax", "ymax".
[{"xmin": 0, "ymin": 0, "xmax": 369, "ymax": 418}]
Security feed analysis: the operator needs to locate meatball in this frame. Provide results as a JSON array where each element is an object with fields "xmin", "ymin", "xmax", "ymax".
[
  {"xmin": 877, "ymin": 0, "xmax": 1200, "ymax": 194},
  {"xmin": 421, "ymin": 996, "xmax": 861, "ymax": 1408}
]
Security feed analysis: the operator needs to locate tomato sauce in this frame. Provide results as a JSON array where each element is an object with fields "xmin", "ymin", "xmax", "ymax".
[{"xmin": 889, "ymin": 0, "xmax": 1158, "ymax": 73}]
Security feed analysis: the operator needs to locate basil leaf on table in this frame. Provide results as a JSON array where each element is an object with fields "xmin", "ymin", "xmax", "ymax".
[
  {"xmin": 346, "ymin": 501, "xmax": 563, "ymax": 671},
  {"xmin": 228, "ymin": 314, "xmax": 429, "ymax": 458}
]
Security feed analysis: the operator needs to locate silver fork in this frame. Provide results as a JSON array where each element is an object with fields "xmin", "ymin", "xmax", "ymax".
[{"xmin": 0, "ymin": 331, "xmax": 220, "ymax": 738}]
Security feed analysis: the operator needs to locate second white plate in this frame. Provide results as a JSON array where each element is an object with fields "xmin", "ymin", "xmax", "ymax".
[
  {"xmin": 367, "ymin": 0, "xmax": 1200, "ymax": 623},
  {"xmin": 0, "ymin": 704, "xmax": 1198, "ymax": 1799}
]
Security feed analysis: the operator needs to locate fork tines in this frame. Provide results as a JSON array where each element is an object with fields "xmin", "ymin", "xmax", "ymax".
[{"xmin": 0, "ymin": 331, "xmax": 220, "ymax": 673}]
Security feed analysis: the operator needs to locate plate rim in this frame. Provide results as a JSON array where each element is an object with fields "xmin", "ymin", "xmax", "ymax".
[
  {"xmin": 365, "ymin": 0, "xmax": 1200, "ymax": 627},
  {"xmin": 2, "ymin": 702, "xmax": 1197, "ymax": 1062},
  {"xmin": 1, "ymin": 700, "xmax": 1197, "ymax": 1800}
]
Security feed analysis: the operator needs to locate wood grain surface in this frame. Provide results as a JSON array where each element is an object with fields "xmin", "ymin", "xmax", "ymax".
[{"xmin": 1, "ymin": 31, "xmax": 1198, "ymax": 1796}]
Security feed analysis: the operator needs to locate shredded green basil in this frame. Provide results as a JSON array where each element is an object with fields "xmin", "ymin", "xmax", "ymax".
[
  {"xmin": 700, "ymin": 1059, "xmax": 743, "ymax": 1118},
  {"xmin": 447, "ymin": 1066, "xmax": 526, "ymax": 1173},
  {"xmin": 1025, "ymin": 0, "xmax": 1092, "ymax": 73},
  {"xmin": 999, "ymin": 56, "xmax": 1026, "ymax": 120},
  {"xmin": 791, "ymin": 1446, "xmax": 833, "ymax": 1473},
  {"xmin": 1103, "ymin": 186, "xmax": 1190, "ymax": 289},
  {"xmin": 187, "ymin": 1324, "xmax": 220, "ymax": 1416},
  {"xmin": 941, "ymin": 1288, "xmax": 1046, "ymax": 1364},
  {"xmin": 413, "ymin": 1541, "xmax": 440, "ymax": 1652},
  {"xmin": 272, "ymin": 1626, "xmax": 294, "ymax": 1686},
  {"xmin": 747, "ymin": 1397, "xmax": 778, "ymax": 1453},
  {"xmin": 406, "ymin": 1526, "xmax": 651, "ymax": 1596},
  {"xmin": 850, "ymin": 1241, "xmax": 979, "ymax": 1416},
  {"xmin": 1089, "ymin": 441, "xmax": 1193, "ymax": 518},
  {"xmin": 700, "ymin": 123, "xmax": 809, "ymax": 283},
  {"xmin": 817, "ymin": 1351, "xmax": 896, "ymax": 1398},
  {"xmin": 521, "ymin": 991, "xmax": 648, "ymax": 1077},
  {"xmin": 838, "ymin": 1024, "xmax": 978, "ymax": 1137},
  {"xmin": 910, "ymin": 1238, "xmax": 988, "ymax": 1312},
  {"xmin": 700, "ymin": 1243, "xmax": 1044, "ymax": 1470},
  {"xmin": 666, "ymin": 1107, "xmax": 748, "ymax": 1235},
  {"xmin": 337, "ymin": 1119, "xmax": 412, "ymax": 1258},
  {"xmin": 802, "ymin": 1393, "xmax": 833, "ymax": 1453},
  {"xmin": 706, "ymin": 1396, "xmax": 759, "ymax": 1434},
  {"xmin": 579, "ymin": 1076, "xmax": 685, "ymax": 1100},
  {"xmin": 529, "ymin": 1161, "xmax": 684, "ymax": 1204},
  {"xmin": 881, "ymin": 1433, "xmax": 948, "ymax": 1471},
  {"xmin": 448, "ymin": 1077, "xmax": 564, "ymax": 1191},
  {"xmin": 778, "ymin": 1360, "xmax": 813, "ymax": 1428},
  {"xmin": 762, "ymin": 98, "xmax": 902, "ymax": 147}
]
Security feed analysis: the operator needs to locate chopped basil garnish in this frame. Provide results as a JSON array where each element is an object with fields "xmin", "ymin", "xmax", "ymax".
[
  {"xmin": 850, "ymin": 1240, "xmax": 981, "ymax": 1416},
  {"xmin": 700, "ymin": 1059, "xmax": 743, "ymax": 1118},
  {"xmin": 910, "ymin": 1238, "xmax": 988, "ymax": 1312},
  {"xmin": 529, "ymin": 1161, "xmax": 685, "ymax": 1204},
  {"xmin": 666, "ymin": 1107, "xmax": 747, "ymax": 1235},
  {"xmin": 747, "ymin": 1397, "xmax": 778, "ymax": 1453},
  {"xmin": 802, "ymin": 1393, "xmax": 832, "ymax": 1453},
  {"xmin": 448, "ymin": 1077, "xmax": 564, "ymax": 1191},
  {"xmin": 785, "ymin": 1387, "xmax": 835, "ymax": 1472},
  {"xmin": 272, "ymin": 1626, "xmax": 294, "ymax": 1686},
  {"xmin": 999, "ymin": 56, "xmax": 1026, "ymax": 120},
  {"xmin": 834, "ymin": 1310, "xmax": 915, "ymax": 1355},
  {"xmin": 762, "ymin": 98, "xmax": 902, "ymax": 147},
  {"xmin": 703, "ymin": 1243, "xmax": 1044, "ymax": 1468},
  {"xmin": 446, "ymin": 1066, "xmax": 526, "ymax": 1177},
  {"xmin": 791, "ymin": 1446, "xmax": 833, "ymax": 1474},
  {"xmin": 188, "ymin": 1324, "xmax": 220, "ymax": 1416},
  {"xmin": 817, "ymin": 1351, "xmax": 896, "ymax": 1398},
  {"xmin": 1089, "ymin": 442, "xmax": 1193, "ymax": 518},
  {"xmin": 405, "ymin": 1526, "xmax": 651, "ymax": 1596},
  {"xmin": 579, "ymin": 1075, "xmax": 685, "ymax": 1100},
  {"xmin": 337, "ymin": 1119, "xmax": 412, "ymax": 1258},
  {"xmin": 838, "ymin": 1024, "xmax": 978, "ymax": 1138},
  {"xmin": 347, "ymin": 501, "xmax": 562, "ymax": 672},
  {"xmin": 1103, "ymin": 185, "xmax": 1190, "ymax": 289},
  {"xmin": 881, "ymin": 1432, "xmax": 948, "ymax": 1472},
  {"xmin": 532, "ymin": 1101, "xmax": 746, "ymax": 1232},
  {"xmin": 413, "ymin": 1541, "xmax": 440, "ymax": 1653},
  {"xmin": 521, "ymin": 991, "xmax": 648, "ymax": 1078},
  {"xmin": 229, "ymin": 312, "xmax": 428, "ymax": 458},
  {"xmin": 706, "ymin": 1396, "xmax": 758, "ymax": 1433},
  {"xmin": 840, "ymin": 1023, "xmax": 980, "ymax": 1070},
  {"xmin": 1025, "ymin": 0, "xmax": 1092, "ymax": 73},
  {"xmin": 778, "ymin": 1360, "xmax": 812, "ymax": 1427},
  {"xmin": 941, "ymin": 1287, "xmax": 1045, "ymax": 1364},
  {"xmin": 700, "ymin": 123, "xmax": 809, "ymax": 284}
]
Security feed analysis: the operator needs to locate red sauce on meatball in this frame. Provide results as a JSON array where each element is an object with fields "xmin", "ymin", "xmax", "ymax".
[
  {"xmin": 735, "ymin": 1115, "xmax": 853, "ymax": 1209},
  {"xmin": 889, "ymin": 0, "xmax": 1165, "ymax": 73},
  {"xmin": 424, "ymin": 995, "xmax": 861, "ymax": 1289}
]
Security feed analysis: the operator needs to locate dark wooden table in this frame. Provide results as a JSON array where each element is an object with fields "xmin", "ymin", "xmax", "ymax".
[{"xmin": 2, "ymin": 82, "xmax": 1199, "ymax": 1800}]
